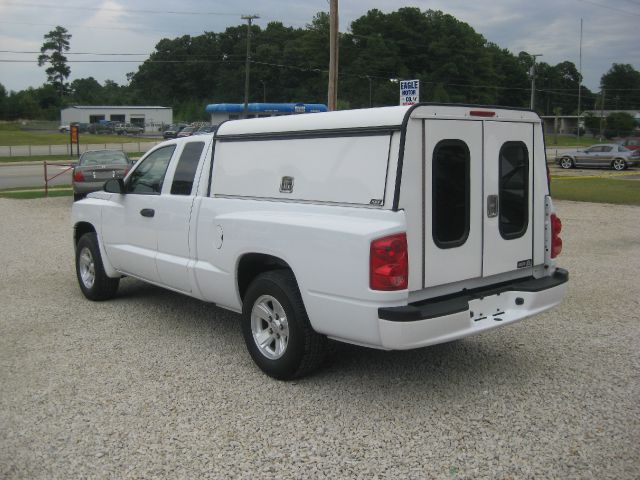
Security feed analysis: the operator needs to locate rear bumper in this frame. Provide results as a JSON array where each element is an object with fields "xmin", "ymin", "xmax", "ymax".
[{"xmin": 377, "ymin": 269, "xmax": 568, "ymax": 349}]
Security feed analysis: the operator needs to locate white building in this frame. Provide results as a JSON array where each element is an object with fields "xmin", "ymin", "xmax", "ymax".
[{"xmin": 60, "ymin": 106, "xmax": 173, "ymax": 133}]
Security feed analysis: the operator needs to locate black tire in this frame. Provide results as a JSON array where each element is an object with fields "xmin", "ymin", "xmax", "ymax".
[
  {"xmin": 241, "ymin": 270, "xmax": 327, "ymax": 380},
  {"xmin": 612, "ymin": 158, "xmax": 626, "ymax": 171},
  {"xmin": 75, "ymin": 232, "xmax": 119, "ymax": 301},
  {"xmin": 73, "ymin": 193, "xmax": 83, "ymax": 201},
  {"xmin": 559, "ymin": 157, "xmax": 574, "ymax": 169}
]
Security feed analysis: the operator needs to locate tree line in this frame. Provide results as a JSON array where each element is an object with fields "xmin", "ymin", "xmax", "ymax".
[{"xmin": 1, "ymin": 8, "xmax": 639, "ymax": 126}]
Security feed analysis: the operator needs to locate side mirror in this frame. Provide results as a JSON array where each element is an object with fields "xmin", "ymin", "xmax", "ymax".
[{"xmin": 104, "ymin": 178, "xmax": 126, "ymax": 194}]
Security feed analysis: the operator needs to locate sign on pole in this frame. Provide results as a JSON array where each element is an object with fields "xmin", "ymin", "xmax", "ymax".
[
  {"xmin": 70, "ymin": 125, "xmax": 80, "ymax": 157},
  {"xmin": 400, "ymin": 80, "xmax": 420, "ymax": 106}
]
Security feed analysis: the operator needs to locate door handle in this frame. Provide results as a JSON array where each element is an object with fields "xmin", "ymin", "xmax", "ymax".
[
  {"xmin": 140, "ymin": 208, "xmax": 155, "ymax": 218},
  {"xmin": 487, "ymin": 195, "xmax": 498, "ymax": 218}
]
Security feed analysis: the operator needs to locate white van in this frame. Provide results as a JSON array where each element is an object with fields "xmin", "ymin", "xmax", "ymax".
[{"xmin": 72, "ymin": 104, "xmax": 568, "ymax": 379}]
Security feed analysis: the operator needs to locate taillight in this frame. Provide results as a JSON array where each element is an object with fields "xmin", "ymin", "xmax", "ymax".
[
  {"xmin": 550, "ymin": 213, "xmax": 562, "ymax": 258},
  {"xmin": 73, "ymin": 170, "xmax": 84, "ymax": 182},
  {"xmin": 469, "ymin": 110, "xmax": 496, "ymax": 117},
  {"xmin": 370, "ymin": 233, "xmax": 408, "ymax": 290}
]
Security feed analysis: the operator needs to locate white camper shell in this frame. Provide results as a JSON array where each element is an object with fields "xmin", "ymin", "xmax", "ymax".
[{"xmin": 72, "ymin": 104, "xmax": 568, "ymax": 379}]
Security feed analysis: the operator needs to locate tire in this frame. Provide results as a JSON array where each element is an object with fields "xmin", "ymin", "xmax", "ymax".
[
  {"xmin": 560, "ymin": 157, "xmax": 574, "ymax": 169},
  {"xmin": 75, "ymin": 232, "xmax": 119, "ymax": 301},
  {"xmin": 73, "ymin": 193, "xmax": 83, "ymax": 202},
  {"xmin": 241, "ymin": 270, "xmax": 327, "ymax": 380},
  {"xmin": 612, "ymin": 158, "xmax": 626, "ymax": 171}
]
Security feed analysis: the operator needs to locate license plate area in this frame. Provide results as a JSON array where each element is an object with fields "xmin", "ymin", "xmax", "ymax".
[{"xmin": 469, "ymin": 293, "xmax": 508, "ymax": 322}]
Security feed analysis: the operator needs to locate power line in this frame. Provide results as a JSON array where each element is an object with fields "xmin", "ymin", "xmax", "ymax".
[
  {"xmin": 0, "ymin": 59, "xmax": 244, "ymax": 64},
  {"xmin": 0, "ymin": 50, "xmax": 246, "ymax": 59},
  {"xmin": 1, "ymin": 1, "xmax": 245, "ymax": 16},
  {"xmin": 0, "ymin": 20, "xmax": 208, "ymax": 35},
  {"xmin": 577, "ymin": 0, "xmax": 640, "ymax": 16}
]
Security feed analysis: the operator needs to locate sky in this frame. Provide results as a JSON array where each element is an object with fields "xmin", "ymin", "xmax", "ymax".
[{"xmin": 1, "ymin": 0, "xmax": 639, "ymax": 95}]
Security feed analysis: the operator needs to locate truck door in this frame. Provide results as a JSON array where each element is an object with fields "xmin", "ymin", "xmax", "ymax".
[
  {"xmin": 482, "ymin": 121, "xmax": 534, "ymax": 277},
  {"xmin": 153, "ymin": 140, "xmax": 207, "ymax": 293},
  {"xmin": 102, "ymin": 145, "xmax": 177, "ymax": 283},
  {"xmin": 423, "ymin": 120, "xmax": 483, "ymax": 287}
]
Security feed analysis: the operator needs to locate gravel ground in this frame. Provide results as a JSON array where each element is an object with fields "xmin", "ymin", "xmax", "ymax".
[{"xmin": 1, "ymin": 197, "xmax": 638, "ymax": 479}]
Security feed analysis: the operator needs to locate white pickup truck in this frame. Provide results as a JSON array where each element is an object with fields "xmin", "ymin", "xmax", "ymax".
[{"xmin": 72, "ymin": 104, "xmax": 568, "ymax": 379}]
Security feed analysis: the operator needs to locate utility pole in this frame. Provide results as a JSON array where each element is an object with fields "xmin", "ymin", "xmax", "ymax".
[
  {"xmin": 529, "ymin": 53, "xmax": 543, "ymax": 110},
  {"xmin": 328, "ymin": 0, "xmax": 339, "ymax": 111},
  {"xmin": 577, "ymin": 18, "xmax": 583, "ymax": 141},
  {"xmin": 242, "ymin": 14, "xmax": 260, "ymax": 119},
  {"xmin": 599, "ymin": 88, "xmax": 606, "ymax": 141}
]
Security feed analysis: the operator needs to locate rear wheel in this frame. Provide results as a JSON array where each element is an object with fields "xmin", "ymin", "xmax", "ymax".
[
  {"xmin": 612, "ymin": 158, "xmax": 626, "ymax": 171},
  {"xmin": 560, "ymin": 157, "xmax": 574, "ymax": 169},
  {"xmin": 241, "ymin": 270, "xmax": 327, "ymax": 380},
  {"xmin": 75, "ymin": 232, "xmax": 119, "ymax": 301}
]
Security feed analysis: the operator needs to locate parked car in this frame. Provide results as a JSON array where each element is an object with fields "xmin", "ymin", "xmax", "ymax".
[
  {"xmin": 72, "ymin": 150, "xmax": 132, "ymax": 201},
  {"xmin": 176, "ymin": 126, "xmax": 196, "ymax": 138},
  {"xmin": 72, "ymin": 104, "xmax": 568, "ymax": 379},
  {"xmin": 618, "ymin": 137, "xmax": 640, "ymax": 151},
  {"xmin": 163, "ymin": 123, "xmax": 188, "ymax": 139},
  {"xmin": 75, "ymin": 123, "xmax": 91, "ymax": 133},
  {"xmin": 60, "ymin": 123, "xmax": 90, "ymax": 134},
  {"xmin": 114, "ymin": 123, "xmax": 144, "ymax": 135},
  {"xmin": 557, "ymin": 143, "xmax": 640, "ymax": 170},
  {"xmin": 194, "ymin": 125, "xmax": 216, "ymax": 135},
  {"xmin": 88, "ymin": 121, "xmax": 117, "ymax": 135}
]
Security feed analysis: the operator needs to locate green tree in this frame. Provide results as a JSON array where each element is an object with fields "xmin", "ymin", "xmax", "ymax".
[
  {"xmin": 70, "ymin": 77, "xmax": 103, "ymax": 104},
  {"xmin": 37, "ymin": 26, "xmax": 72, "ymax": 98},
  {"xmin": 583, "ymin": 112, "xmax": 600, "ymax": 137},
  {"xmin": 601, "ymin": 64, "xmax": 640, "ymax": 109},
  {"xmin": 605, "ymin": 112, "xmax": 635, "ymax": 138},
  {"xmin": 0, "ymin": 83, "xmax": 7, "ymax": 118}
]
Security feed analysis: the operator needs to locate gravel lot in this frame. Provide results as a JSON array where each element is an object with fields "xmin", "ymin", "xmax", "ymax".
[{"xmin": 1, "ymin": 197, "xmax": 638, "ymax": 479}]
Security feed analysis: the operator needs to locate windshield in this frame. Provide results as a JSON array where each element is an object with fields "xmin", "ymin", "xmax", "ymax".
[{"xmin": 80, "ymin": 151, "xmax": 128, "ymax": 166}]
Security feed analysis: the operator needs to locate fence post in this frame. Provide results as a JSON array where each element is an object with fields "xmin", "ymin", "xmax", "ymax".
[{"xmin": 44, "ymin": 161, "xmax": 48, "ymax": 197}]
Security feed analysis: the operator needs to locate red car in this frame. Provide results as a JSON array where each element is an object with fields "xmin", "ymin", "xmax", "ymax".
[{"xmin": 619, "ymin": 137, "xmax": 640, "ymax": 151}]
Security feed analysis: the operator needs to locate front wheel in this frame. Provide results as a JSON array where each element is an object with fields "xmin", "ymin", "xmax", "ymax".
[
  {"xmin": 560, "ymin": 157, "xmax": 574, "ymax": 169},
  {"xmin": 75, "ymin": 232, "xmax": 119, "ymax": 301},
  {"xmin": 241, "ymin": 270, "xmax": 327, "ymax": 380},
  {"xmin": 612, "ymin": 158, "xmax": 626, "ymax": 171}
]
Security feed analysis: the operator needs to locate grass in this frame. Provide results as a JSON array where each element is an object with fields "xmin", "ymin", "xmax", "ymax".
[
  {"xmin": 0, "ymin": 123, "xmax": 160, "ymax": 146},
  {"xmin": 0, "ymin": 186, "xmax": 72, "ymax": 200},
  {"xmin": 544, "ymin": 135, "xmax": 601, "ymax": 148},
  {"xmin": 0, "ymin": 130, "xmax": 157, "ymax": 146},
  {"xmin": 3, "ymin": 176, "xmax": 638, "ymax": 205},
  {"xmin": 0, "ymin": 153, "xmax": 146, "ymax": 163},
  {"xmin": 551, "ymin": 177, "xmax": 640, "ymax": 205}
]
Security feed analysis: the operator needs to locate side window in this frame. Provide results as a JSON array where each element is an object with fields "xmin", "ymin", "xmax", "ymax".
[
  {"xmin": 432, "ymin": 140, "xmax": 470, "ymax": 249},
  {"xmin": 171, "ymin": 142, "xmax": 205, "ymax": 195},
  {"xmin": 499, "ymin": 142, "xmax": 529, "ymax": 240},
  {"xmin": 601, "ymin": 146, "xmax": 612, "ymax": 152},
  {"xmin": 587, "ymin": 146, "xmax": 600, "ymax": 153},
  {"xmin": 127, "ymin": 145, "xmax": 176, "ymax": 194}
]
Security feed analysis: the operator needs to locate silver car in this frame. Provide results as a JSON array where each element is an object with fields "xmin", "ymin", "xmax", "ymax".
[
  {"xmin": 557, "ymin": 143, "xmax": 640, "ymax": 170},
  {"xmin": 72, "ymin": 150, "xmax": 132, "ymax": 201}
]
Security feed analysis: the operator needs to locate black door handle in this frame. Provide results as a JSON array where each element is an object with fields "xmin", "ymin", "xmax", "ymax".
[{"xmin": 140, "ymin": 208, "xmax": 155, "ymax": 218}]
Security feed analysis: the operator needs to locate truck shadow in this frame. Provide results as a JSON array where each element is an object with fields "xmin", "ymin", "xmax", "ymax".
[{"xmin": 114, "ymin": 279, "xmax": 547, "ymax": 397}]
